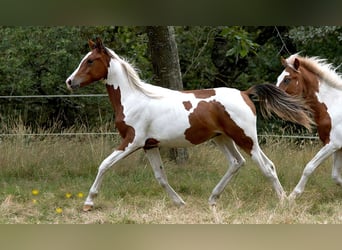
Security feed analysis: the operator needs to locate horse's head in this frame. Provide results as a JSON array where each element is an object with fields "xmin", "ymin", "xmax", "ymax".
[
  {"xmin": 276, "ymin": 55, "xmax": 307, "ymax": 97},
  {"xmin": 66, "ymin": 38, "xmax": 111, "ymax": 91}
]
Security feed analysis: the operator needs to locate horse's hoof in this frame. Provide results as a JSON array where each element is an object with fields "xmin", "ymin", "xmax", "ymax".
[
  {"xmin": 83, "ymin": 204, "xmax": 93, "ymax": 212},
  {"xmin": 208, "ymin": 196, "xmax": 217, "ymax": 207},
  {"xmin": 174, "ymin": 201, "xmax": 185, "ymax": 207},
  {"xmin": 288, "ymin": 191, "xmax": 298, "ymax": 201},
  {"xmin": 209, "ymin": 203, "xmax": 217, "ymax": 209}
]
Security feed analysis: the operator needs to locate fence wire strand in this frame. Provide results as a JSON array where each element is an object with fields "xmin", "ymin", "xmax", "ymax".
[
  {"xmin": 0, "ymin": 132, "xmax": 319, "ymax": 140},
  {"xmin": 0, "ymin": 94, "xmax": 107, "ymax": 99},
  {"xmin": 0, "ymin": 94, "xmax": 318, "ymax": 140}
]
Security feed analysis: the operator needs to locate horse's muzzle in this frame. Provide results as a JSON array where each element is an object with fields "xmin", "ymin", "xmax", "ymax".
[{"xmin": 66, "ymin": 79, "xmax": 79, "ymax": 91}]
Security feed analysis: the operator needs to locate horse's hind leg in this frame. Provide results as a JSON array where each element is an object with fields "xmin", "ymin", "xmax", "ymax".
[
  {"xmin": 209, "ymin": 136, "xmax": 246, "ymax": 206},
  {"xmin": 332, "ymin": 148, "xmax": 342, "ymax": 186},
  {"xmin": 251, "ymin": 145, "xmax": 286, "ymax": 201},
  {"xmin": 145, "ymin": 147, "xmax": 186, "ymax": 206}
]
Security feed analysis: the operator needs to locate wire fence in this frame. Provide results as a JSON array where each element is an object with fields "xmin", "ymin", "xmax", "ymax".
[
  {"xmin": 0, "ymin": 132, "xmax": 118, "ymax": 137},
  {"xmin": 0, "ymin": 94, "xmax": 319, "ymax": 140},
  {"xmin": 0, "ymin": 94, "xmax": 107, "ymax": 99},
  {"xmin": 0, "ymin": 131, "xmax": 319, "ymax": 140}
]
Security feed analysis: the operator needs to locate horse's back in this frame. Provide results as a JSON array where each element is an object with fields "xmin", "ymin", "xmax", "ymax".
[{"xmin": 128, "ymin": 86, "xmax": 258, "ymax": 148}]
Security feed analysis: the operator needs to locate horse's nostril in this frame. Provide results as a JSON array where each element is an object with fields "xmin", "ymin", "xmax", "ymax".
[{"xmin": 66, "ymin": 79, "xmax": 74, "ymax": 91}]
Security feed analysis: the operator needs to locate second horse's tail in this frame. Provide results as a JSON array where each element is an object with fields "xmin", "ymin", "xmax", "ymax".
[{"xmin": 244, "ymin": 83, "xmax": 314, "ymax": 131}]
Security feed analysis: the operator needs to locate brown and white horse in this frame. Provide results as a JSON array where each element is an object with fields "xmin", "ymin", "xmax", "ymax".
[
  {"xmin": 66, "ymin": 38, "xmax": 311, "ymax": 211},
  {"xmin": 277, "ymin": 54, "xmax": 342, "ymax": 200}
]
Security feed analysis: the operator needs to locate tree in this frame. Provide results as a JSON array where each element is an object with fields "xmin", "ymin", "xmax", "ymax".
[
  {"xmin": 146, "ymin": 26, "xmax": 183, "ymax": 90},
  {"xmin": 146, "ymin": 26, "xmax": 189, "ymax": 164}
]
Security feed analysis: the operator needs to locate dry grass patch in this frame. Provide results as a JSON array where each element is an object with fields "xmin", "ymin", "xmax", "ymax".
[{"xmin": 1, "ymin": 134, "xmax": 342, "ymax": 223}]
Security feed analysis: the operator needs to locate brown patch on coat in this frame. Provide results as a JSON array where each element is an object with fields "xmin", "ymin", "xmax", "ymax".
[
  {"xmin": 184, "ymin": 100, "xmax": 254, "ymax": 154},
  {"xmin": 106, "ymin": 84, "xmax": 136, "ymax": 150},
  {"xmin": 183, "ymin": 101, "xmax": 192, "ymax": 111},
  {"xmin": 240, "ymin": 91, "xmax": 256, "ymax": 115},
  {"xmin": 279, "ymin": 60, "xmax": 331, "ymax": 144},
  {"xmin": 182, "ymin": 89, "xmax": 216, "ymax": 99},
  {"xmin": 315, "ymin": 102, "xmax": 331, "ymax": 144},
  {"xmin": 144, "ymin": 138, "xmax": 160, "ymax": 150},
  {"xmin": 297, "ymin": 65, "xmax": 331, "ymax": 144}
]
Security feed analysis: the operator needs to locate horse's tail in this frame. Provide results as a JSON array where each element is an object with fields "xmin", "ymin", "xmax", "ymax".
[{"xmin": 244, "ymin": 83, "xmax": 314, "ymax": 131}]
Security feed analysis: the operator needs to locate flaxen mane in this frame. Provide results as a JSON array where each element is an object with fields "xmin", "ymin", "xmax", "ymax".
[
  {"xmin": 106, "ymin": 48, "xmax": 163, "ymax": 98},
  {"xmin": 286, "ymin": 54, "xmax": 342, "ymax": 90}
]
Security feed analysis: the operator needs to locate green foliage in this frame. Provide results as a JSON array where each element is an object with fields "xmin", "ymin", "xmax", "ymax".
[
  {"xmin": 0, "ymin": 26, "xmax": 341, "ymax": 135},
  {"xmin": 221, "ymin": 26, "xmax": 259, "ymax": 62},
  {"xmin": 175, "ymin": 26, "xmax": 217, "ymax": 89},
  {"xmin": 0, "ymin": 27, "xmax": 89, "ymax": 129},
  {"xmin": 288, "ymin": 26, "xmax": 342, "ymax": 67},
  {"xmin": 0, "ymin": 26, "xmax": 149, "ymax": 130}
]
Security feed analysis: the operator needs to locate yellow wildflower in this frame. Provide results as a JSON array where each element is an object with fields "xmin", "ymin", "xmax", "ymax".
[
  {"xmin": 55, "ymin": 207, "xmax": 63, "ymax": 214},
  {"xmin": 31, "ymin": 189, "xmax": 39, "ymax": 196},
  {"xmin": 65, "ymin": 192, "xmax": 72, "ymax": 199},
  {"xmin": 77, "ymin": 192, "xmax": 84, "ymax": 198}
]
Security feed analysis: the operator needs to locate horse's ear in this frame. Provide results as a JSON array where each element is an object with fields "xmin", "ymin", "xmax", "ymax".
[
  {"xmin": 95, "ymin": 37, "xmax": 105, "ymax": 51},
  {"xmin": 294, "ymin": 58, "xmax": 300, "ymax": 70},
  {"xmin": 88, "ymin": 39, "xmax": 96, "ymax": 50},
  {"xmin": 88, "ymin": 38, "xmax": 105, "ymax": 52},
  {"xmin": 281, "ymin": 57, "xmax": 287, "ymax": 67}
]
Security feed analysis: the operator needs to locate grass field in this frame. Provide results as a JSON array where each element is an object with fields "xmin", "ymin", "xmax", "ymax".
[{"xmin": 1, "ymin": 127, "xmax": 342, "ymax": 224}]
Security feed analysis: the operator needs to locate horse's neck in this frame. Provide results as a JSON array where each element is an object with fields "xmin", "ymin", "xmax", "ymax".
[
  {"xmin": 306, "ymin": 81, "xmax": 341, "ymax": 133},
  {"xmin": 106, "ymin": 84, "xmax": 122, "ymax": 114},
  {"xmin": 105, "ymin": 81, "xmax": 146, "ymax": 117},
  {"xmin": 106, "ymin": 60, "xmax": 147, "ymax": 98},
  {"xmin": 315, "ymin": 81, "xmax": 342, "ymax": 107}
]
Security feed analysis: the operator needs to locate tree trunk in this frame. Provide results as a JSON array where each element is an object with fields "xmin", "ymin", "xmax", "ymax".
[{"xmin": 146, "ymin": 26, "xmax": 189, "ymax": 164}]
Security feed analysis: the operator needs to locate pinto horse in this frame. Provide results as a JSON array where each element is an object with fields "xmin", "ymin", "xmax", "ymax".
[
  {"xmin": 66, "ymin": 38, "xmax": 311, "ymax": 211},
  {"xmin": 277, "ymin": 54, "xmax": 342, "ymax": 200}
]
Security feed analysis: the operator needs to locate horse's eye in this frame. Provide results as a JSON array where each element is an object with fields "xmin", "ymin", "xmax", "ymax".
[
  {"xmin": 87, "ymin": 59, "xmax": 94, "ymax": 64},
  {"xmin": 284, "ymin": 78, "xmax": 291, "ymax": 84}
]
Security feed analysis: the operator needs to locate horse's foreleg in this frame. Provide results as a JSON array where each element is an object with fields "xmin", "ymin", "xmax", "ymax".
[
  {"xmin": 209, "ymin": 136, "xmax": 246, "ymax": 206},
  {"xmin": 145, "ymin": 147, "xmax": 186, "ymax": 206},
  {"xmin": 83, "ymin": 147, "xmax": 137, "ymax": 211},
  {"xmin": 289, "ymin": 143, "xmax": 336, "ymax": 200}
]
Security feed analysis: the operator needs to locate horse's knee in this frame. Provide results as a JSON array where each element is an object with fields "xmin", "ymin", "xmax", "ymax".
[
  {"xmin": 257, "ymin": 161, "xmax": 274, "ymax": 175},
  {"xmin": 98, "ymin": 158, "xmax": 113, "ymax": 173},
  {"xmin": 230, "ymin": 157, "xmax": 245, "ymax": 172},
  {"xmin": 302, "ymin": 165, "xmax": 315, "ymax": 178},
  {"xmin": 239, "ymin": 158, "xmax": 246, "ymax": 167}
]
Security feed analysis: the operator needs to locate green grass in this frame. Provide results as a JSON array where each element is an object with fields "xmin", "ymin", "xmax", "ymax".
[{"xmin": 1, "ymin": 131, "xmax": 342, "ymax": 224}]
